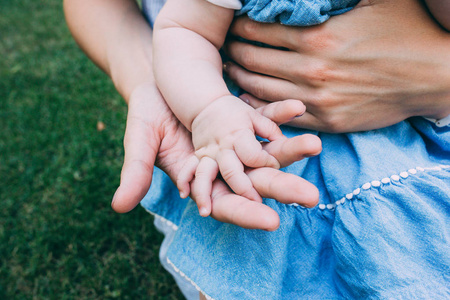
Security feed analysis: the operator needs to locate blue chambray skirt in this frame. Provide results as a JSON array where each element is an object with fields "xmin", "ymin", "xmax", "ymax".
[{"xmin": 142, "ymin": 0, "xmax": 450, "ymax": 299}]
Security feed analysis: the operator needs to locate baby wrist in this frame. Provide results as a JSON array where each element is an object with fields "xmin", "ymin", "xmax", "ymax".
[{"xmin": 191, "ymin": 94, "xmax": 236, "ymax": 130}]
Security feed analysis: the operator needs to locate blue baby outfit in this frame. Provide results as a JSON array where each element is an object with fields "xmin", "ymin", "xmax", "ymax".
[
  {"xmin": 237, "ymin": 0, "xmax": 360, "ymax": 25},
  {"xmin": 142, "ymin": 0, "xmax": 450, "ymax": 299},
  {"xmin": 144, "ymin": 0, "xmax": 360, "ymax": 27}
]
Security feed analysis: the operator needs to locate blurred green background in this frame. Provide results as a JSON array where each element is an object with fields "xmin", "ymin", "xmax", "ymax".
[{"xmin": 1, "ymin": 0, "xmax": 183, "ymax": 298}]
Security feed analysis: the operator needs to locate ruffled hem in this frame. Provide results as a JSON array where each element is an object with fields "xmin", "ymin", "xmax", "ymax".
[{"xmin": 144, "ymin": 165, "xmax": 450, "ymax": 299}]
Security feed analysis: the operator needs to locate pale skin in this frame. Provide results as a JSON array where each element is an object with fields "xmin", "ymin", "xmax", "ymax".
[
  {"xmin": 153, "ymin": 0, "xmax": 313, "ymax": 216},
  {"xmin": 224, "ymin": 0, "xmax": 450, "ymax": 133},
  {"xmin": 64, "ymin": 0, "xmax": 450, "ymax": 223},
  {"xmin": 154, "ymin": 0, "xmax": 450, "ymax": 216},
  {"xmin": 64, "ymin": 0, "xmax": 321, "ymax": 232},
  {"xmin": 65, "ymin": 0, "xmax": 450, "ymax": 298}
]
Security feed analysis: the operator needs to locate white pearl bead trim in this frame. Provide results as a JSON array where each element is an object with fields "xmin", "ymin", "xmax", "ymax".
[
  {"xmin": 167, "ymin": 258, "xmax": 216, "ymax": 300},
  {"xmin": 312, "ymin": 165, "xmax": 450, "ymax": 211}
]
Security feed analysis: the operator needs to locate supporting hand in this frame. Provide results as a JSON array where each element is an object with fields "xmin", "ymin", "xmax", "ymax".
[
  {"xmin": 112, "ymin": 83, "xmax": 321, "ymax": 230},
  {"xmin": 224, "ymin": 0, "xmax": 450, "ymax": 133}
]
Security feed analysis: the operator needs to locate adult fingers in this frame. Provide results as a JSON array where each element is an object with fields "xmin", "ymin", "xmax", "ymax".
[
  {"xmin": 224, "ymin": 41, "xmax": 302, "ymax": 80},
  {"xmin": 247, "ymin": 167, "xmax": 319, "ymax": 208},
  {"xmin": 229, "ymin": 16, "xmax": 307, "ymax": 50},
  {"xmin": 210, "ymin": 179, "xmax": 280, "ymax": 231},
  {"xmin": 240, "ymin": 94, "xmax": 332, "ymax": 132},
  {"xmin": 190, "ymin": 157, "xmax": 219, "ymax": 217},
  {"xmin": 248, "ymin": 97, "xmax": 306, "ymax": 125},
  {"xmin": 284, "ymin": 111, "xmax": 354, "ymax": 133},
  {"xmin": 224, "ymin": 62, "xmax": 315, "ymax": 101},
  {"xmin": 262, "ymin": 134, "xmax": 322, "ymax": 167},
  {"xmin": 216, "ymin": 149, "xmax": 262, "ymax": 202},
  {"xmin": 112, "ymin": 110, "xmax": 158, "ymax": 213}
]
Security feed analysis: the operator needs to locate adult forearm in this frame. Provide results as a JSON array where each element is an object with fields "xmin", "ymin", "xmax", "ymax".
[{"xmin": 63, "ymin": 0, "xmax": 154, "ymax": 101}]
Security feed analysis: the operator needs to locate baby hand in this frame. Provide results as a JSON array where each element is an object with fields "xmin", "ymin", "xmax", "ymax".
[{"xmin": 177, "ymin": 96, "xmax": 306, "ymax": 216}]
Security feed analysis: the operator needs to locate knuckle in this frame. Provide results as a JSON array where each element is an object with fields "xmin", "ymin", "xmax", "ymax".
[
  {"xmin": 220, "ymin": 168, "xmax": 237, "ymax": 183},
  {"xmin": 304, "ymin": 60, "xmax": 335, "ymax": 84},
  {"xmin": 195, "ymin": 167, "xmax": 207, "ymax": 178},
  {"xmin": 194, "ymin": 148, "xmax": 206, "ymax": 159},
  {"xmin": 307, "ymin": 90, "xmax": 334, "ymax": 110},
  {"xmin": 240, "ymin": 47, "xmax": 256, "ymax": 69},
  {"xmin": 301, "ymin": 26, "xmax": 338, "ymax": 52},
  {"xmin": 307, "ymin": 91, "xmax": 349, "ymax": 133},
  {"xmin": 242, "ymin": 20, "xmax": 261, "ymax": 37},
  {"xmin": 242, "ymin": 153, "xmax": 263, "ymax": 167},
  {"xmin": 248, "ymin": 79, "xmax": 266, "ymax": 99},
  {"xmin": 320, "ymin": 114, "xmax": 346, "ymax": 133}
]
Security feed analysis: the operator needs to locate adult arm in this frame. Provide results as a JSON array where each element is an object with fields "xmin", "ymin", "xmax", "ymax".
[
  {"xmin": 63, "ymin": 0, "xmax": 321, "ymax": 230},
  {"xmin": 224, "ymin": 0, "xmax": 450, "ymax": 133}
]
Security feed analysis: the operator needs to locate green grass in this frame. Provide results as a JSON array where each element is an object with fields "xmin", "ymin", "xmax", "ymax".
[{"xmin": 0, "ymin": 0, "xmax": 183, "ymax": 298}]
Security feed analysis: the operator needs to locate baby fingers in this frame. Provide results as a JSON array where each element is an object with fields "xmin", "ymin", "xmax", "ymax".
[
  {"xmin": 234, "ymin": 130, "xmax": 280, "ymax": 169},
  {"xmin": 190, "ymin": 157, "xmax": 219, "ymax": 217},
  {"xmin": 217, "ymin": 149, "xmax": 262, "ymax": 202},
  {"xmin": 176, "ymin": 155, "xmax": 199, "ymax": 199},
  {"xmin": 251, "ymin": 109, "xmax": 284, "ymax": 142}
]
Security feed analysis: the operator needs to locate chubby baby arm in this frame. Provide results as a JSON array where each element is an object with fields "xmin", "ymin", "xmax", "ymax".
[{"xmin": 154, "ymin": 0, "xmax": 297, "ymax": 214}]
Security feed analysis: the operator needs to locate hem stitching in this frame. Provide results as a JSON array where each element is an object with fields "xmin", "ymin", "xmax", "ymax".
[{"xmin": 289, "ymin": 164, "xmax": 450, "ymax": 210}]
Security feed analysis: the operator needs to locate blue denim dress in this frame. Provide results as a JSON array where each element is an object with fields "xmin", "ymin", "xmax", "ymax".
[{"xmin": 142, "ymin": 1, "xmax": 450, "ymax": 299}]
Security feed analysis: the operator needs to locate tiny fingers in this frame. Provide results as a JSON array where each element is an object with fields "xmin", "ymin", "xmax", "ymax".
[
  {"xmin": 217, "ymin": 149, "xmax": 262, "ymax": 202},
  {"xmin": 234, "ymin": 130, "xmax": 279, "ymax": 169},
  {"xmin": 176, "ymin": 156, "xmax": 199, "ymax": 199},
  {"xmin": 251, "ymin": 110, "xmax": 283, "ymax": 141},
  {"xmin": 190, "ymin": 157, "xmax": 219, "ymax": 217}
]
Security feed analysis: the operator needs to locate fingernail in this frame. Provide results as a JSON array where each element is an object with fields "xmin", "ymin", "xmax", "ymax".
[
  {"xmin": 199, "ymin": 207, "xmax": 209, "ymax": 217},
  {"xmin": 239, "ymin": 94, "xmax": 250, "ymax": 104},
  {"xmin": 179, "ymin": 191, "xmax": 186, "ymax": 199},
  {"xmin": 290, "ymin": 113, "xmax": 303, "ymax": 121}
]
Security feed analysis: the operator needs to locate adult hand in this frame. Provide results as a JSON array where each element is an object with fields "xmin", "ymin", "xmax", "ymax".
[
  {"xmin": 224, "ymin": 0, "xmax": 450, "ymax": 133},
  {"xmin": 111, "ymin": 82, "xmax": 321, "ymax": 231}
]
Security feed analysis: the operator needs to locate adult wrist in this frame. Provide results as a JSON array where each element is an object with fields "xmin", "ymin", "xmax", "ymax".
[
  {"xmin": 408, "ymin": 33, "xmax": 450, "ymax": 120},
  {"xmin": 109, "ymin": 52, "xmax": 155, "ymax": 103}
]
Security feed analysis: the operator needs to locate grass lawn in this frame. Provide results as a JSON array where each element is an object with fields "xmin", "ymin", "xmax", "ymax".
[{"xmin": 0, "ymin": 0, "xmax": 183, "ymax": 298}]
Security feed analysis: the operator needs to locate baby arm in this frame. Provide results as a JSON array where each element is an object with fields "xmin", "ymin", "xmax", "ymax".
[{"xmin": 153, "ymin": 0, "xmax": 290, "ymax": 214}]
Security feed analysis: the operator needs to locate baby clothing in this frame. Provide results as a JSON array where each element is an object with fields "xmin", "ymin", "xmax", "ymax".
[
  {"xmin": 143, "ymin": 0, "xmax": 450, "ymax": 299},
  {"xmin": 144, "ymin": 0, "xmax": 360, "ymax": 27}
]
